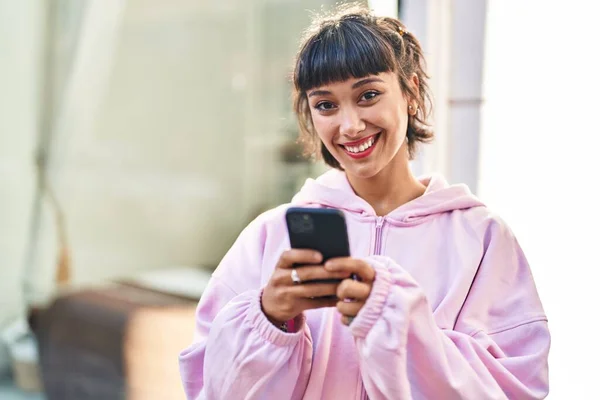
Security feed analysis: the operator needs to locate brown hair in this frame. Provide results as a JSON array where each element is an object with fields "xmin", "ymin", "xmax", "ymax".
[{"xmin": 292, "ymin": 3, "xmax": 434, "ymax": 169}]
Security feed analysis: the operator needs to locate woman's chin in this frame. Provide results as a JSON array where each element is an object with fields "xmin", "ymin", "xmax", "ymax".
[{"xmin": 343, "ymin": 162, "xmax": 382, "ymax": 180}]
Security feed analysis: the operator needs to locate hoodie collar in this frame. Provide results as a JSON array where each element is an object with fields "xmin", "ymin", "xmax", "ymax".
[{"xmin": 291, "ymin": 169, "xmax": 484, "ymax": 225}]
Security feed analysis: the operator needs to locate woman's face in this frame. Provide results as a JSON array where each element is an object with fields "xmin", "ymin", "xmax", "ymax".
[{"xmin": 307, "ymin": 72, "xmax": 413, "ymax": 179}]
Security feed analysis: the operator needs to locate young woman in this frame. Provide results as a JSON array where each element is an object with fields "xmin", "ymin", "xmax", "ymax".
[{"xmin": 179, "ymin": 5, "xmax": 550, "ymax": 399}]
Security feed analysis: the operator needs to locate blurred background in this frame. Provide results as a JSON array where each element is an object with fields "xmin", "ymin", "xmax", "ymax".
[{"xmin": 0, "ymin": 0, "xmax": 598, "ymax": 399}]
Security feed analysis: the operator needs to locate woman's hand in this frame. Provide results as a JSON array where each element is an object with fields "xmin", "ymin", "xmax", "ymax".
[
  {"xmin": 324, "ymin": 258, "xmax": 376, "ymax": 326},
  {"xmin": 261, "ymin": 249, "xmax": 352, "ymax": 324}
]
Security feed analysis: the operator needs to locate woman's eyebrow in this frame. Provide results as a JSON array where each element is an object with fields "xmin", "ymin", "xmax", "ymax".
[
  {"xmin": 308, "ymin": 78, "xmax": 384, "ymax": 98},
  {"xmin": 308, "ymin": 89, "xmax": 331, "ymax": 98},
  {"xmin": 351, "ymin": 77, "xmax": 384, "ymax": 89}
]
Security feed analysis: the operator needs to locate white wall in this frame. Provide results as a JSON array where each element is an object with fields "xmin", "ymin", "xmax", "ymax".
[
  {"xmin": 37, "ymin": 0, "xmax": 252, "ymax": 287},
  {"xmin": 480, "ymin": 1, "xmax": 600, "ymax": 397}
]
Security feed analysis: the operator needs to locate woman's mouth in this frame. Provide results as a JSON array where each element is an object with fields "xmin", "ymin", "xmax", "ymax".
[{"xmin": 340, "ymin": 133, "xmax": 380, "ymax": 159}]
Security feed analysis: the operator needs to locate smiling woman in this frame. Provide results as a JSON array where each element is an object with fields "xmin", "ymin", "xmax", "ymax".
[
  {"xmin": 303, "ymin": 73, "xmax": 414, "ymax": 185},
  {"xmin": 294, "ymin": 12, "xmax": 433, "ymax": 168},
  {"xmin": 179, "ymin": 3, "xmax": 550, "ymax": 399}
]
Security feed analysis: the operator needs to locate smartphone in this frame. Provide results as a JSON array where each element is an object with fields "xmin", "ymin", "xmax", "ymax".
[{"xmin": 285, "ymin": 207, "xmax": 350, "ymax": 280}]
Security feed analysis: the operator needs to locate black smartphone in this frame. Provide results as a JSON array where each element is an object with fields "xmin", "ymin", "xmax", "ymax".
[{"xmin": 285, "ymin": 207, "xmax": 350, "ymax": 272}]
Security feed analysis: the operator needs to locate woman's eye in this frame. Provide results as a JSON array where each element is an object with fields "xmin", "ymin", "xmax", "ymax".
[
  {"xmin": 361, "ymin": 91, "xmax": 380, "ymax": 101},
  {"xmin": 316, "ymin": 101, "xmax": 336, "ymax": 111}
]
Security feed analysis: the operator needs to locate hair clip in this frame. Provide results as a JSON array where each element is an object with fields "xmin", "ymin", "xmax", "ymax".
[{"xmin": 398, "ymin": 26, "xmax": 406, "ymax": 36}]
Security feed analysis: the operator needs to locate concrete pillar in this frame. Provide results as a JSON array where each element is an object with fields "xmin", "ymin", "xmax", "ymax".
[{"xmin": 402, "ymin": 0, "xmax": 487, "ymax": 193}]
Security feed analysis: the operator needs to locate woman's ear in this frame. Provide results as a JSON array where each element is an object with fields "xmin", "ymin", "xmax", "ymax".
[
  {"xmin": 408, "ymin": 74, "xmax": 420, "ymax": 115},
  {"xmin": 410, "ymin": 73, "xmax": 420, "ymax": 92}
]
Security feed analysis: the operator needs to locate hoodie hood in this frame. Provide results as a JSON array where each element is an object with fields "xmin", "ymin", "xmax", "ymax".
[{"xmin": 291, "ymin": 169, "xmax": 484, "ymax": 224}]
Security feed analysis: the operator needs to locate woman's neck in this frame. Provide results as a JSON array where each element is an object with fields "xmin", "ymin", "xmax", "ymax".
[{"xmin": 346, "ymin": 153, "xmax": 426, "ymax": 216}]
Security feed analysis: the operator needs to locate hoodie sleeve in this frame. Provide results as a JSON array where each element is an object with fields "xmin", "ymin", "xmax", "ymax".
[
  {"xmin": 178, "ymin": 216, "xmax": 313, "ymax": 400},
  {"xmin": 350, "ymin": 219, "xmax": 550, "ymax": 400}
]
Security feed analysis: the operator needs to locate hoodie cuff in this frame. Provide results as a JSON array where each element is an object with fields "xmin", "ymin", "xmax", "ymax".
[
  {"xmin": 350, "ymin": 257, "xmax": 393, "ymax": 338},
  {"xmin": 245, "ymin": 289, "xmax": 306, "ymax": 347}
]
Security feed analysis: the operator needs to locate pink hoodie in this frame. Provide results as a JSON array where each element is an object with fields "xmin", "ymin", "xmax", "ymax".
[{"xmin": 179, "ymin": 170, "xmax": 550, "ymax": 399}]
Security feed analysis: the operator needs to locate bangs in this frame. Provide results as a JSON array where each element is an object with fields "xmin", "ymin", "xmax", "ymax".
[{"xmin": 295, "ymin": 20, "xmax": 397, "ymax": 92}]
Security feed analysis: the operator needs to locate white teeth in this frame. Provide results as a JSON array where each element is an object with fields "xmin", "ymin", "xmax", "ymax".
[{"xmin": 344, "ymin": 136, "xmax": 376, "ymax": 153}]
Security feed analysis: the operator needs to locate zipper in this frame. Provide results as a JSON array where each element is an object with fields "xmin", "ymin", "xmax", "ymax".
[
  {"xmin": 373, "ymin": 216, "xmax": 385, "ymax": 255},
  {"xmin": 357, "ymin": 217, "xmax": 386, "ymax": 400}
]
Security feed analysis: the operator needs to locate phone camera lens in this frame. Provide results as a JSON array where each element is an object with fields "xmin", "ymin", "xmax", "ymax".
[{"xmin": 290, "ymin": 214, "xmax": 314, "ymax": 234}]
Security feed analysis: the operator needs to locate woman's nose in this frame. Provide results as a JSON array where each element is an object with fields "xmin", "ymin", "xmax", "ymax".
[{"xmin": 339, "ymin": 107, "xmax": 366, "ymax": 138}]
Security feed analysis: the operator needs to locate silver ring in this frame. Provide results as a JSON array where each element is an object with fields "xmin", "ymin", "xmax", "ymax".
[{"xmin": 291, "ymin": 269, "xmax": 301, "ymax": 284}]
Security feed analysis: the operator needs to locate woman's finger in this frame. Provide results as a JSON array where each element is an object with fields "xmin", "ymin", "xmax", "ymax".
[
  {"xmin": 324, "ymin": 257, "xmax": 375, "ymax": 283},
  {"xmin": 288, "ymin": 282, "xmax": 340, "ymax": 298},
  {"xmin": 297, "ymin": 296, "xmax": 339, "ymax": 312},
  {"xmin": 281, "ymin": 265, "xmax": 352, "ymax": 285},
  {"xmin": 276, "ymin": 249, "xmax": 322, "ymax": 269},
  {"xmin": 336, "ymin": 279, "xmax": 371, "ymax": 301},
  {"xmin": 336, "ymin": 299, "xmax": 364, "ymax": 317},
  {"xmin": 273, "ymin": 266, "xmax": 347, "ymax": 287}
]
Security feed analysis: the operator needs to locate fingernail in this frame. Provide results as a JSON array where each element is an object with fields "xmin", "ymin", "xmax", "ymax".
[
  {"xmin": 314, "ymin": 253, "xmax": 322, "ymax": 262},
  {"xmin": 325, "ymin": 262, "xmax": 336, "ymax": 270}
]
